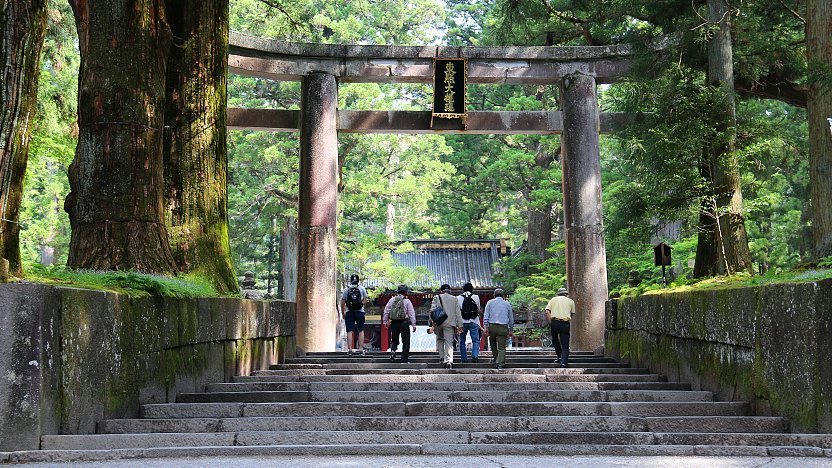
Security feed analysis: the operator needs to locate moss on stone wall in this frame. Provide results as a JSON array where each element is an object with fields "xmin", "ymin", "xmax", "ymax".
[
  {"xmin": 608, "ymin": 279, "xmax": 832, "ymax": 433},
  {"xmin": 0, "ymin": 283, "xmax": 296, "ymax": 447}
]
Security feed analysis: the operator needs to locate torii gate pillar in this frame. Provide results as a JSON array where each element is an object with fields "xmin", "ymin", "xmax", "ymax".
[
  {"xmin": 560, "ymin": 73, "xmax": 609, "ymax": 352},
  {"xmin": 296, "ymin": 72, "xmax": 338, "ymax": 352}
]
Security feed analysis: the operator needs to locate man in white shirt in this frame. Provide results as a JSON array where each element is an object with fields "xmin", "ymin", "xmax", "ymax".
[{"xmin": 457, "ymin": 282, "xmax": 482, "ymax": 363}]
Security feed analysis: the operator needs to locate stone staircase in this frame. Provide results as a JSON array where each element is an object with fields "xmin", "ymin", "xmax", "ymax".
[{"xmin": 12, "ymin": 350, "xmax": 832, "ymax": 461}]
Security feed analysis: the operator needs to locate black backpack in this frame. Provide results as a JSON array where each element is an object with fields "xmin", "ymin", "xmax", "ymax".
[
  {"xmin": 345, "ymin": 286, "xmax": 363, "ymax": 311},
  {"xmin": 461, "ymin": 292, "xmax": 478, "ymax": 320}
]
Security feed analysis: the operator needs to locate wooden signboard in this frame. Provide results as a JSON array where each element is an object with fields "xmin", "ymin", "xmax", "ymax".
[{"xmin": 431, "ymin": 58, "xmax": 467, "ymax": 128}]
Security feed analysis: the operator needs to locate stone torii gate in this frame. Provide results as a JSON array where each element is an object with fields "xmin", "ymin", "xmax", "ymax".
[{"xmin": 227, "ymin": 32, "xmax": 634, "ymax": 353}]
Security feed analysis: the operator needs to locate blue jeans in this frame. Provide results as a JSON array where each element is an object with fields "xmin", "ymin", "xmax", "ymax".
[{"xmin": 459, "ymin": 322, "xmax": 480, "ymax": 361}]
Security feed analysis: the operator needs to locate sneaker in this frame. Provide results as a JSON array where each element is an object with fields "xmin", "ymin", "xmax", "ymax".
[
  {"xmin": 445, "ymin": 363, "xmax": 453, "ymax": 369},
  {"xmin": 361, "ymin": 349, "xmax": 367, "ymax": 355},
  {"xmin": 472, "ymin": 357, "xmax": 479, "ymax": 363},
  {"xmin": 496, "ymin": 364, "xmax": 504, "ymax": 370},
  {"xmin": 560, "ymin": 363, "xmax": 567, "ymax": 368}
]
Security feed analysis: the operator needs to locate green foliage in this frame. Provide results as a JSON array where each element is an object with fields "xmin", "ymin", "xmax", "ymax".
[
  {"xmin": 340, "ymin": 235, "xmax": 433, "ymax": 298},
  {"xmin": 494, "ymin": 243, "xmax": 567, "ymax": 312},
  {"xmin": 20, "ymin": 0, "xmax": 78, "ymax": 268},
  {"xmin": 26, "ymin": 265, "xmax": 220, "ymax": 298}
]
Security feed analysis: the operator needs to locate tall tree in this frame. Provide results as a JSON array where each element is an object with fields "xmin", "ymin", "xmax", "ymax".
[
  {"xmin": 66, "ymin": 0, "xmax": 175, "ymax": 273},
  {"xmin": 163, "ymin": 0, "xmax": 238, "ymax": 293},
  {"xmin": 0, "ymin": 0, "xmax": 48, "ymax": 274},
  {"xmin": 694, "ymin": 0, "xmax": 753, "ymax": 276},
  {"xmin": 807, "ymin": 0, "xmax": 832, "ymax": 259}
]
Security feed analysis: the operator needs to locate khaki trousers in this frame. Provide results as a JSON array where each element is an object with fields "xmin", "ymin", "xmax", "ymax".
[{"xmin": 435, "ymin": 325, "xmax": 455, "ymax": 364}]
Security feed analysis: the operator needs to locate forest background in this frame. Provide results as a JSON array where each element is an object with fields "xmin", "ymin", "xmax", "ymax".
[{"xmin": 19, "ymin": 0, "xmax": 824, "ymax": 311}]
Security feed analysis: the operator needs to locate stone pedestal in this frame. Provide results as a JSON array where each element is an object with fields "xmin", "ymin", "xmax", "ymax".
[
  {"xmin": 560, "ymin": 73, "xmax": 608, "ymax": 352},
  {"xmin": 296, "ymin": 72, "xmax": 338, "ymax": 352}
]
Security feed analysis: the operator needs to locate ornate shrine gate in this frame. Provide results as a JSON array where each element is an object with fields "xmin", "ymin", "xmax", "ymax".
[{"xmin": 226, "ymin": 32, "xmax": 634, "ymax": 353}]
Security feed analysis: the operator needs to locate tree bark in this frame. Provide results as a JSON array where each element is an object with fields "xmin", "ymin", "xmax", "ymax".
[
  {"xmin": 807, "ymin": 0, "xmax": 832, "ymax": 259},
  {"xmin": 163, "ymin": 0, "xmax": 237, "ymax": 292},
  {"xmin": 694, "ymin": 0, "xmax": 753, "ymax": 277},
  {"xmin": 65, "ymin": 0, "xmax": 176, "ymax": 273},
  {"xmin": 526, "ymin": 144, "xmax": 556, "ymax": 261},
  {"xmin": 0, "ymin": 0, "xmax": 47, "ymax": 274}
]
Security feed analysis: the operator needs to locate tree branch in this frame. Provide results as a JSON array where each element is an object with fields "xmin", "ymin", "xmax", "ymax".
[
  {"xmin": 776, "ymin": 0, "xmax": 806, "ymax": 24},
  {"xmin": 735, "ymin": 75, "xmax": 807, "ymax": 108},
  {"xmin": 257, "ymin": 0, "xmax": 303, "ymax": 32}
]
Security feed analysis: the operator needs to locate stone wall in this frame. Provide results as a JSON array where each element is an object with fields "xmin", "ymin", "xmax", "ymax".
[
  {"xmin": 0, "ymin": 284, "xmax": 295, "ymax": 451},
  {"xmin": 606, "ymin": 279, "xmax": 832, "ymax": 433}
]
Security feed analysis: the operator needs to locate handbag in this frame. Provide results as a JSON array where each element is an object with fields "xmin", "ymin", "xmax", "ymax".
[{"xmin": 430, "ymin": 306, "xmax": 448, "ymax": 326}]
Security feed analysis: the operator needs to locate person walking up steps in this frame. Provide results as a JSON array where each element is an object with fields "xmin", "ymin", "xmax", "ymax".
[
  {"xmin": 383, "ymin": 284, "xmax": 417, "ymax": 363},
  {"xmin": 483, "ymin": 288, "xmax": 514, "ymax": 370},
  {"xmin": 339, "ymin": 274, "xmax": 368, "ymax": 354},
  {"xmin": 457, "ymin": 282, "xmax": 482, "ymax": 363},
  {"xmin": 545, "ymin": 287, "xmax": 576, "ymax": 368},
  {"xmin": 430, "ymin": 284, "xmax": 462, "ymax": 369}
]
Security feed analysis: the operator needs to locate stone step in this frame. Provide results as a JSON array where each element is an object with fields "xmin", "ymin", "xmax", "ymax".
[
  {"xmin": 43, "ymin": 430, "xmax": 830, "ymax": 451},
  {"xmin": 232, "ymin": 373, "xmax": 666, "ymax": 383},
  {"xmin": 254, "ymin": 367, "xmax": 652, "ymax": 375},
  {"xmin": 11, "ymin": 443, "xmax": 830, "ymax": 463},
  {"xmin": 176, "ymin": 390, "xmax": 714, "ymax": 404},
  {"xmin": 304, "ymin": 351, "xmax": 599, "ymax": 357},
  {"xmin": 100, "ymin": 415, "xmax": 786, "ymax": 435},
  {"xmin": 141, "ymin": 401, "xmax": 749, "ymax": 419},
  {"xmin": 284, "ymin": 357, "xmax": 618, "ymax": 364},
  {"xmin": 270, "ymin": 362, "xmax": 632, "ymax": 370},
  {"xmin": 206, "ymin": 381, "xmax": 691, "ymax": 393}
]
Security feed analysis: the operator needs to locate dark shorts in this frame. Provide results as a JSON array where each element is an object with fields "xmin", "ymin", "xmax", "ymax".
[{"xmin": 344, "ymin": 310, "xmax": 366, "ymax": 333}]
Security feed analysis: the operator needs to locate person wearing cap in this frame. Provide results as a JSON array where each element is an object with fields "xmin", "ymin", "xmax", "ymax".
[
  {"xmin": 545, "ymin": 287, "xmax": 576, "ymax": 368},
  {"xmin": 483, "ymin": 288, "xmax": 514, "ymax": 370},
  {"xmin": 340, "ymin": 274, "xmax": 369, "ymax": 354},
  {"xmin": 430, "ymin": 284, "xmax": 463, "ymax": 368},
  {"xmin": 383, "ymin": 285, "xmax": 417, "ymax": 363}
]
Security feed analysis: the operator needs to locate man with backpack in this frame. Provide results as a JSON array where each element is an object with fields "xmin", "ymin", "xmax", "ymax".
[
  {"xmin": 457, "ymin": 282, "xmax": 482, "ymax": 363},
  {"xmin": 383, "ymin": 284, "xmax": 417, "ymax": 363},
  {"xmin": 340, "ymin": 274, "xmax": 369, "ymax": 354}
]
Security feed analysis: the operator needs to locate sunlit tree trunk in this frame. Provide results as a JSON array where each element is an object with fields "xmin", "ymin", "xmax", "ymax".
[
  {"xmin": 807, "ymin": 0, "xmax": 832, "ymax": 259},
  {"xmin": 0, "ymin": 0, "xmax": 47, "ymax": 274},
  {"xmin": 66, "ymin": 0, "xmax": 176, "ymax": 273},
  {"xmin": 694, "ymin": 0, "xmax": 753, "ymax": 277},
  {"xmin": 163, "ymin": 0, "xmax": 238, "ymax": 292}
]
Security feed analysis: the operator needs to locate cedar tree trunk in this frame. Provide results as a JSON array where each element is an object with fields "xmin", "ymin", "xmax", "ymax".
[
  {"xmin": 807, "ymin": 0, "xmax": 832, "ymax": 259},
  {"xmin": 0, "ymin": 0, "xmax": 47, "ymax": 274},
  {"xmin": 694, "ymin": 0, "xmax": 753, "ymax": 277},
  {"xmin": 527, "ymin": 144, "xmax": 556, "ymax": 261},
  {"xmin": 65, "ymin": 0, "xmax": 176, "ymax": 274},
  {"xmin": 163, "ymin": 0, "xmax": 237, "ymax": 293}
]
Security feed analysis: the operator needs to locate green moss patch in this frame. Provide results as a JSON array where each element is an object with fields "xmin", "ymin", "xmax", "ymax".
[{"xmin": 24, "ymin": 264, "xmax": 221, "ymax": 298}]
